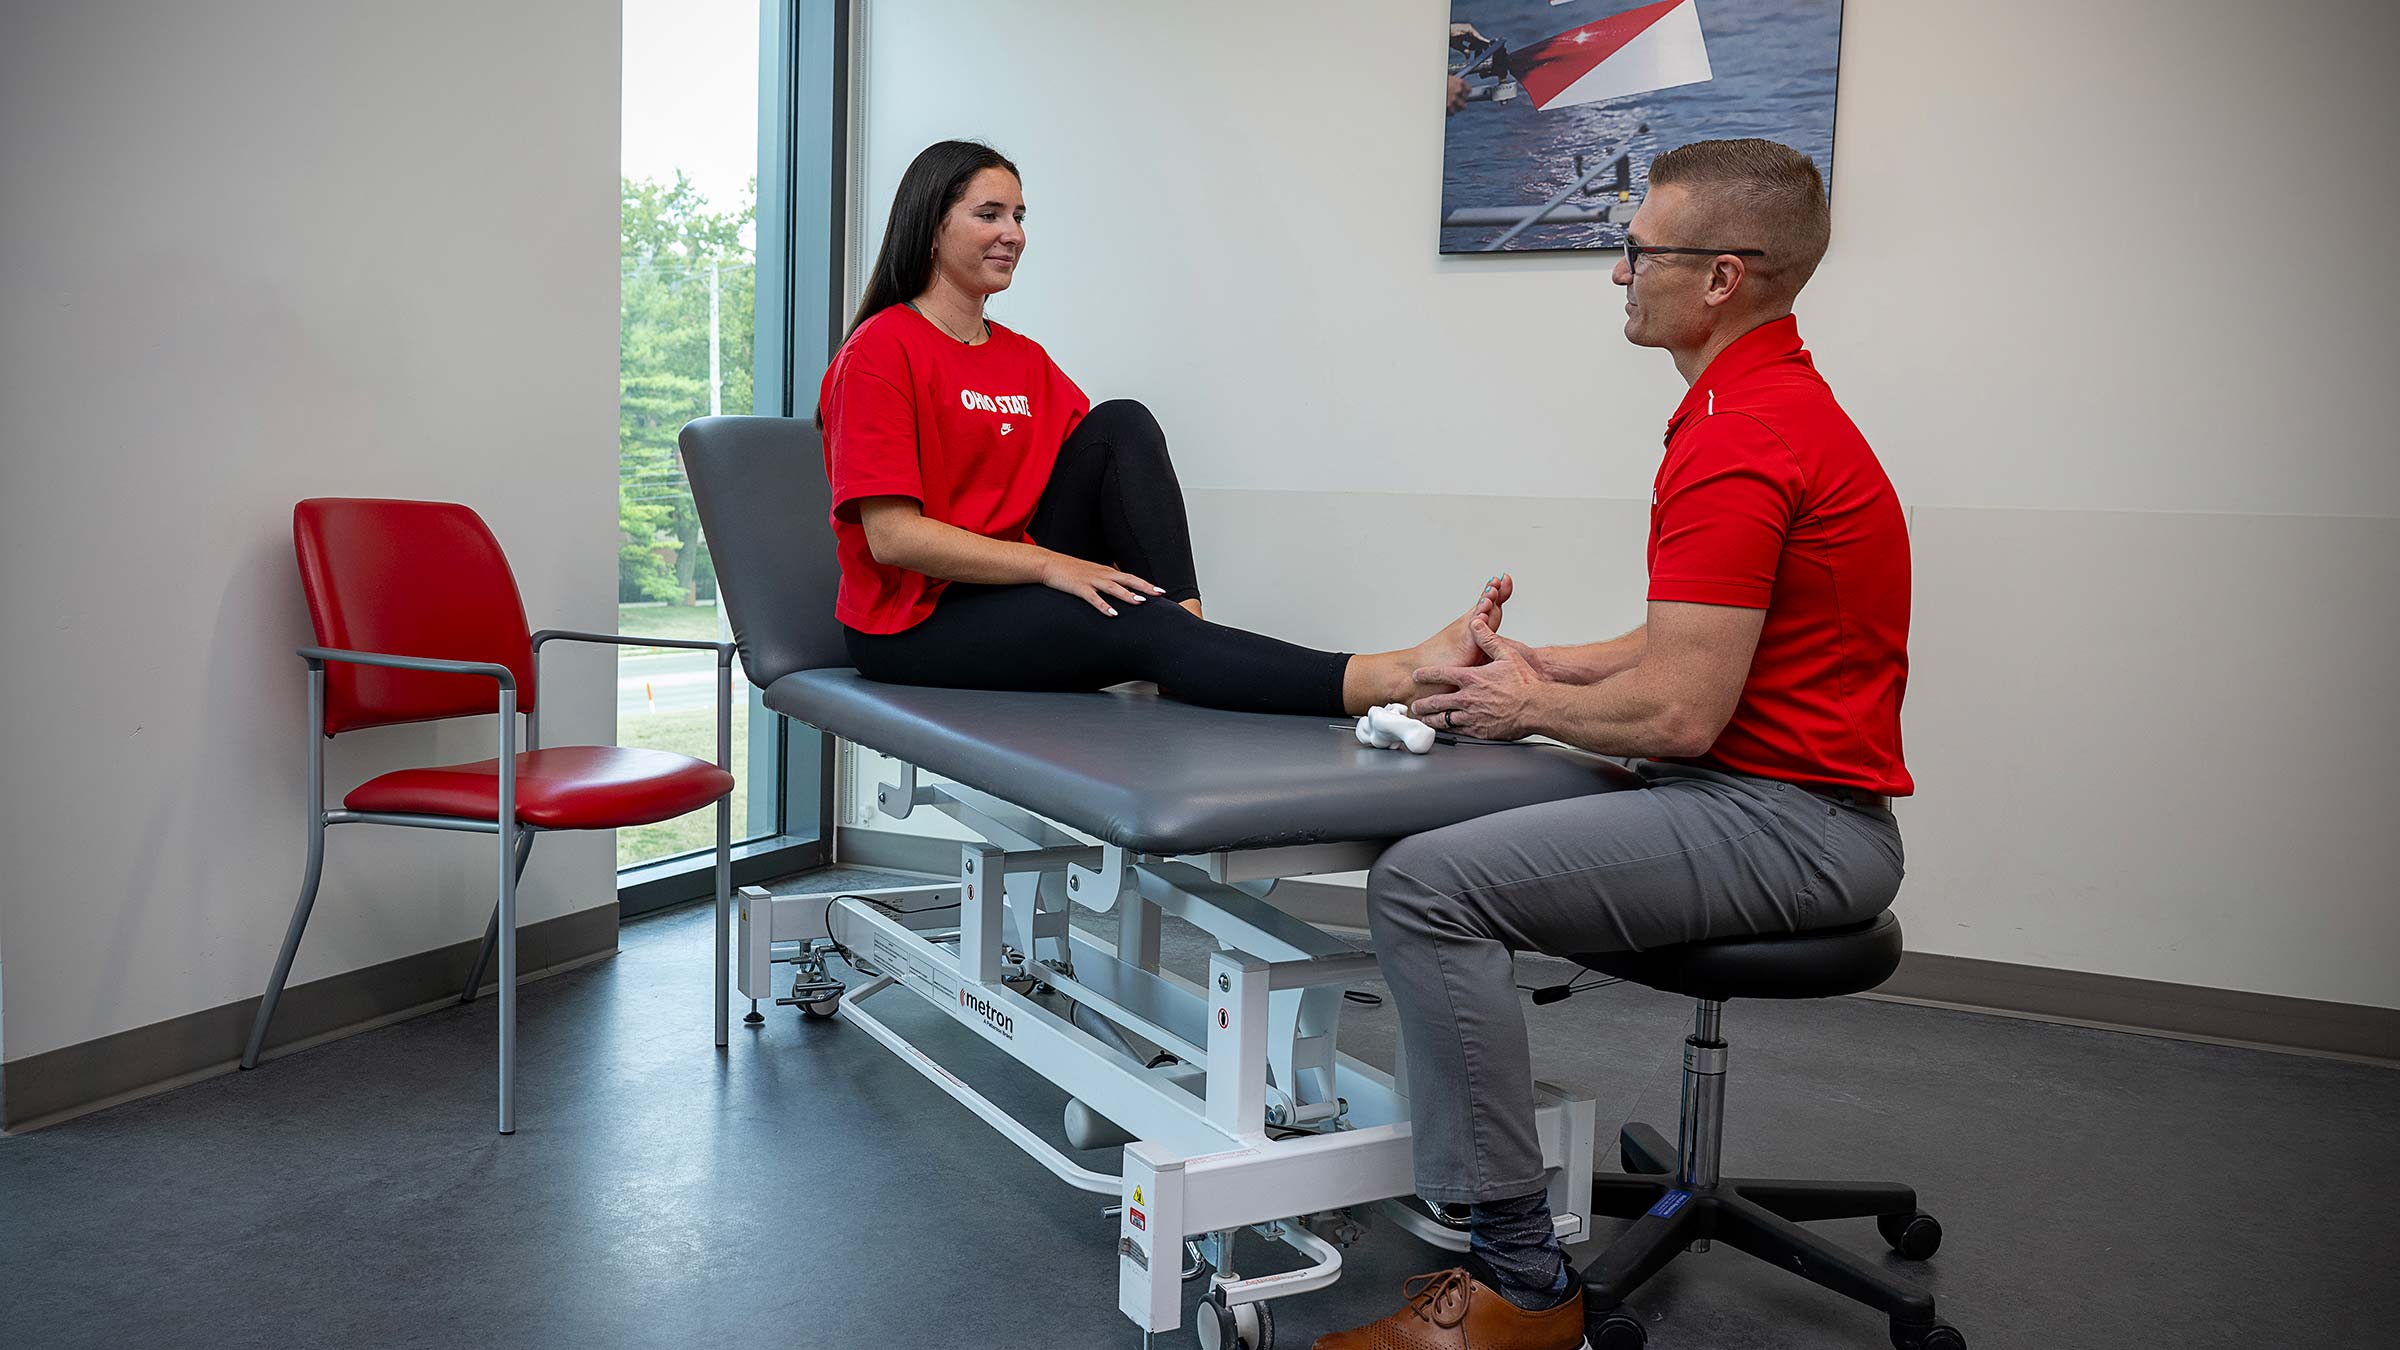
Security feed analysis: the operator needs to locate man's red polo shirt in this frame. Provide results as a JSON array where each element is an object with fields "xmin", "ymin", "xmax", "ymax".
[{"xmin": 1647, "ymin": 315, "xmax": 1913, "ymax": 796}]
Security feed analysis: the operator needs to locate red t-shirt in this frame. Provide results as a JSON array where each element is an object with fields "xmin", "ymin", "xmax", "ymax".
[
  {"xmin": 818, "ymin": 306, "xmax": 1091, "ymax": 634},
  {"xmin": 1647, "ymin": 315, "xmax": 1914, "ymax": 796}
]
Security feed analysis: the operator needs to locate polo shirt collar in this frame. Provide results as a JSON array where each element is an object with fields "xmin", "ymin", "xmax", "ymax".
[{"xmin": 1665, "ymin": 314, "xmax": 1805, "ymax": 441}]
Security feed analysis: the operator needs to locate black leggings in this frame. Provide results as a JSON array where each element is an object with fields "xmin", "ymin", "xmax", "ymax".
[{"xmin": 844, "ymin": 399, "xmax": 1352, "ymax": 715}]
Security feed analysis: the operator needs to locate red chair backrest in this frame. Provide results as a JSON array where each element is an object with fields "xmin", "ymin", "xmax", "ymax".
[{"xmin": 292, "ymin": 498, "xmax": 538, "ymax": 735}]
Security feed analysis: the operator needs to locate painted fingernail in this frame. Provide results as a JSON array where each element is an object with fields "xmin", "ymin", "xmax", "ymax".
[{"xmin": 1106, "ymin": 607, "xmax": 1118, "ymax": 617}]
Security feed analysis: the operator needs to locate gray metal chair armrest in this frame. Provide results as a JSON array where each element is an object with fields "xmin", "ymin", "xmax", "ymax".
[
  {"xmin": 521, "ymin": 630, "xmax": 734, "ymax": 769},
  {"xmin": 298, "ymin": 645, "xmax": 517, "ymax": 688},
  {"xmin": 293, "ymin": 644, "xmax": 520, "ymax": 817},
  {"xmin": 532, "ymin": 628, "xmax": 736, "ymax": 662}
]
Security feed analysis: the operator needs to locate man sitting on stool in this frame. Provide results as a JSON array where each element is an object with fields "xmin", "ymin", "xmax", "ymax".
[{"xmin": 1317, "ymin": 139, "xmax": 1915, "ymax": 1349}]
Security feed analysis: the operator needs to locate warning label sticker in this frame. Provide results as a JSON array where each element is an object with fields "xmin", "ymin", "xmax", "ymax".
[
  {"xmin": 871, "ymin": 935, "xmax": 956, "ymax": 1006},
  {"xmin": 1648, "ymin": 1189, "xmax": 1692, "ymax": 1219}
]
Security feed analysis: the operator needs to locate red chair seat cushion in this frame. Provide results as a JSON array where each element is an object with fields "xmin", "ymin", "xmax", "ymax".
[{"xmin": 344, "ymin": 746, "xmax": 735, "ymax": 830}]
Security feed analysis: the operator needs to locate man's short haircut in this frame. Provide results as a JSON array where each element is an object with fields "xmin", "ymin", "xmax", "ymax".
[{"xmin": 1646, "ymin": 138, "xmax": 1831, "ymax": 301}]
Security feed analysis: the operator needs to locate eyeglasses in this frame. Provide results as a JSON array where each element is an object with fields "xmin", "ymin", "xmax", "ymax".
[{"xmin": 1622, "ymin": 240, "xmax": 1766, "ymax": 274}]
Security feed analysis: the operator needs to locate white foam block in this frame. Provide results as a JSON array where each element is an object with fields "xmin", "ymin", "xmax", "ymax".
[{"xmin": 1367, "ymin": 703, "xmax": 1436, "ymax": 755}]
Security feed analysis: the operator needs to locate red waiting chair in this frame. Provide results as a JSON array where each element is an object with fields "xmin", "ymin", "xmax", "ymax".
[{"xmin": 243, "ymin": 498, "xmax": 737, "ymax": 1133}]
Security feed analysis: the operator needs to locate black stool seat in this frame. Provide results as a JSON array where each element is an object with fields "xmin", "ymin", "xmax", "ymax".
[{"xmin": 1575, "ymin": 910, "xmax": 1902, "ymax": 1003}]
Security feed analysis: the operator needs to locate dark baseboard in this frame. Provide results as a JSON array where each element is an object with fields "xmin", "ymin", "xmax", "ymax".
[
  {"xmin": 616, "ymin": 834, "xmax": 833, "ymax": 919},
  {"xmin": 0, "ymin": 904, "xmax": 618, "ymax": 1134},
  {"xmin": 835, "ymin": 825, "xmax": 964, "ymax": 876},
  {"xmin": 1869, "ymin": 950, "xmax": 2400, "ymax": 1066}
]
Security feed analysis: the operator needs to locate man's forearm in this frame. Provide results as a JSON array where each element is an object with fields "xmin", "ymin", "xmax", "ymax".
[
  {"xmin": 1536, "ymin": 625, "xmax": 1647, "ymax": 685},
  {"xmin": 1524, "ymin": 661, "xmax": 1704, "ymax": 759}
]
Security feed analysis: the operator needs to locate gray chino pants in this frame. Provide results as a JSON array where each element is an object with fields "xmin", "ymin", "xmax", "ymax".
[{"xmin": 1365, "ymin": 759, "xmax": 1905, "ymax": 1204}]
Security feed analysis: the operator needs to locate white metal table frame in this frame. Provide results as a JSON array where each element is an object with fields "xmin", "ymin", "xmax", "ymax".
[{"xmin": 736, "ymin": 760, "xmax": 1597, "ymax": 1342}]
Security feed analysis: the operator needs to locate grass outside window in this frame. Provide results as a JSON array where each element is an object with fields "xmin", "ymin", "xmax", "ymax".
[{"xmin": 615, "ymin": 601, "xmax": 753, "ymax": 867}]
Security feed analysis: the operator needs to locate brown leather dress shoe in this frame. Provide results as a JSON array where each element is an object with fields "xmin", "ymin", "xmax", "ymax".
[{"xmin": 1313, "ymin": 1268, "xmax": 1585, "ymax": 1349}]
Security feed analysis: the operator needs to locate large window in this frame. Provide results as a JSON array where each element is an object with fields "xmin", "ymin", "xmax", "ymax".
[
  {"xmin": 615, "ymin": 0, "xmax": 847, "ymax": 900},
  {"xmin": 618, "ymin": 0, "xmax": 762, "ymax": 868}
]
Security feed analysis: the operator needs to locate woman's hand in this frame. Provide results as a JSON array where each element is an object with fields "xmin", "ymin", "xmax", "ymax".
[{"xmin": 1039, "ymin": 552, "xmax": 1166, "ymax": 617}]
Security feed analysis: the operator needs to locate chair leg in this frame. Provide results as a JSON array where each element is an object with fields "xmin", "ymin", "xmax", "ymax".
[
  {"xmin": 713, "ymin": 794, "xmax": 732, "ymax": 1048},
  {"xmin": 497, "ymin": 818, "xmax": 518, "ymax": 1136},
  {"xmin": 1578, "ymin": 1193, "xmax": 1708, "ymax": 1311},
  {"xmin": 1735, "ymin": 1176, "xmax": 1918, "ymax": 1224},
  {"xmin": 493, "ymin": 688, "xmax": 522, "ymax": 1135},
  {"xmin": 241, "ymin": 816, "xmax": 329, "ymax": 1070},
  {"xmin": 1619, "ymin": 1121, "xmax": 1679, "ymax": 1176},
  {"xmin": 1590, "ymin": 1174, "xmax": 1673, "ymax": 1220},
  {"xmin": 460, "ymin": 831, "xmax": 536, "ymax": 1004},
  {"xmin": 1714, "ymin": 1192, "xmax": 1937, "ymax": 1323}
]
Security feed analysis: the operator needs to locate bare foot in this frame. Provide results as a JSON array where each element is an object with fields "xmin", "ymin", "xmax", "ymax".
[
  {"xmin": 1338, "ymin": 574, "xmax": 1513, "ymax": 713},
  {"xmin": 1412, "ymin": 572, "xmax": 1512, "ymax": 672}
]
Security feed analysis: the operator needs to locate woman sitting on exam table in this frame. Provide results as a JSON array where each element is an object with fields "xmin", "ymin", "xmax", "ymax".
[{"xmin": 820, "ymin": 139, "xmax": 1505, "ymax": 720}]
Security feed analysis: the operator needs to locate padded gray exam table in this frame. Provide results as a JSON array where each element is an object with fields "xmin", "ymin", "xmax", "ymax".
[{"xmin": 682, "ymin": 416, "xmax": 1640, "ymax": 1348}]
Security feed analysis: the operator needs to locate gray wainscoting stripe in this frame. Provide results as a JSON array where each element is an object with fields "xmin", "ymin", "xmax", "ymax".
[{"xmin": 1227, "ymin": 880, "xmax": 2400, "ymax": 1066}]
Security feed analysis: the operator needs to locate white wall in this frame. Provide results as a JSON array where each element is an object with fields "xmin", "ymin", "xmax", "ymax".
[
  {"xmin": 852, "ymin": 0, "xmax": 2400, "ymax": 1008},
  {"xmin": 0, "ymin": 1, "xmax": 622, "ymax": 1063}
]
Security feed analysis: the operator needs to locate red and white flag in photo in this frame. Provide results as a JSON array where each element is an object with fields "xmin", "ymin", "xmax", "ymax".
[{"xmin": 1511, "ymin": 0, "xmax": 1714, "ymax": 112}]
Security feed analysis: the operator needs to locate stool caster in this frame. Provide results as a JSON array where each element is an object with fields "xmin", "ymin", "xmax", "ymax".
[
  {"xmin": 1891, "ymin": 1319, "xmax": 1965, "ymax": 1350},
  {"xmin": 1587, "ymin": 1305, "xmax": 1647, "ymax": 1349},
  {"xmin": 799, "ymin": 996, "xmax": 841, "ymax": 1020},
  {"xmin": 1195, "ymin": 1288, "xmax": 1272, "ymax": 1350},
  {"xmin": 1878, "ymin": 1211, "xmax": 1943, "ymax": 1260}
]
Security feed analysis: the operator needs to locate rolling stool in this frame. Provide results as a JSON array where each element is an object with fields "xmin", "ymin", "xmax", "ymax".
[{"xmin": 1571, "ymin": 912, "xmax": 1966, "ymax": 1349}]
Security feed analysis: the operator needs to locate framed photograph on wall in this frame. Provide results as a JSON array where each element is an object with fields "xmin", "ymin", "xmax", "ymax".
[{"xmin": 1442, "ymin": 0, "xmax": 1843, "ymax": 253}]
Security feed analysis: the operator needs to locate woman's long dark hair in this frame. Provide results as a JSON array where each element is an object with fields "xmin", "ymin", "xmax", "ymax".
[{"xmin": 846, "ymin": 140, "xmax": 1021, "ymax": 340}]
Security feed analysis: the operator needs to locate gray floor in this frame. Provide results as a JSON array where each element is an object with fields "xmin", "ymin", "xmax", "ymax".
[{"xmin": 3, "ymin": 865, "xmax": 2396, "ymax": 1350}]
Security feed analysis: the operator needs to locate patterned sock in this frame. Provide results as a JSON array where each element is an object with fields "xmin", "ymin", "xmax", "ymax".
[{"xmin": 1467, "ymin": 1191, "xmax": 1575, "ymax": 1311}]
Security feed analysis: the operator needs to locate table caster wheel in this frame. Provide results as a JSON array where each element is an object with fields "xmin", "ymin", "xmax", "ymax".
[
  {"xmin": 799, "ymin": 996, "xmax": 840, "ymax": 1019},
  {"xmin": 1877, "ymin": 1211, "xmax": 1943, "ymax": 1260},
  {"xmin": 1588, "ymin": 1305, "xmax": 1647, "ymax": 1349},
  {"xmin": 1195, "ymin": 1289, "xmax": 1272, "ymax": 1350}
]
